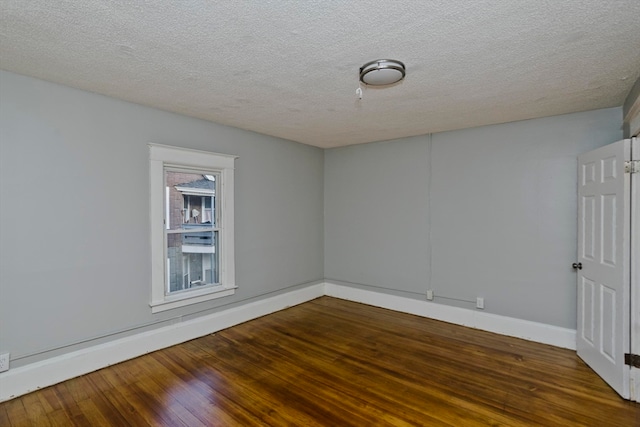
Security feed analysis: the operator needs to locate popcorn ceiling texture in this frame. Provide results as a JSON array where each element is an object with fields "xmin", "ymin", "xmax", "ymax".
[{"xmin": 1, "ymin": 0, "xmax": 639, "ymax": 148}]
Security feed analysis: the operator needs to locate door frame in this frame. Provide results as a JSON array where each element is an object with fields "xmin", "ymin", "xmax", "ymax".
[{"xmin": 631, "ymin": 137, "xmax": 639, "ymax": 402}]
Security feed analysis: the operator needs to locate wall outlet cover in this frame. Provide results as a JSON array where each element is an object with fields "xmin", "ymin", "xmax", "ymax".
[{"xmin": 0, "ymin": 353, "xmax": 9, "ymax": 372}]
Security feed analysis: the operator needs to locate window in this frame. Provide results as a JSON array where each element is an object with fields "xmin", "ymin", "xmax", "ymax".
[{"xmin": 149, "ymin": 144, "xmax": 236, "ymax": 313}]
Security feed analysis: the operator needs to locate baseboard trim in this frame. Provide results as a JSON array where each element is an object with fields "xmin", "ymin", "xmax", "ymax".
[
  {"xmin": 630, "ymin": 367, "xmax": 640, "ymax": 403},
  {"xmin": 324, "ymin": 282, "xmax": 576, "ymax": 350},
  {"xmin": 0, "ymin": 281, "xmax": 577, "ymax": 402},
  {"xmin": 0, "ymin": 283, "xmax": 325, "ymax": 402}
]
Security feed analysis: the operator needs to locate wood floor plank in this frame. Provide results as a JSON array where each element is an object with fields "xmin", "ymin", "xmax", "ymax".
[
  {"xmin": 44, "ymin": 409, "xmax": 74, "ymax": 427},
  {"xmin": 306, "ymin": 298, "xmax": 630, "ymax": 406},
  {"xmin": 102, "ymin": 361, "xmax": 201, "ymax": 426},
  {"xmin": 140, "ymin": 350, "xmax": 255, "ymax": 426},
  {"xmin": 0, "ymin": 404, "xmax": 10, "ymax": 427},
  {"xmin": 163, "ymin": 344, "xmax": 315, "ymax": 426},
  {"xmin": 3, "ymin": 398, "xmax": 31, "ymax": 427},
  {"xmin": 2, "ymin": 296, "xmax": 638, "ymax": 426},
  {"xmin": 30, "ymin": 386, "xmax": 75, "ymax": 427},
  {"xmin": 189, "ymin": 337, "xmax": 372, "ymax": 427},
  {"xmin": 221, "ymin": 310, "xmax": 531, "ymax": 426},
  {"xmin": 20, "ymin": 392, "xmax": 52, "ymax": 427},
  {"xmin": 192, "ymin": 334, "xmax": 425, "ymax": 426},
  {"xmin": 83, "ymin": 373, "xmax": 137, "ymax": 426},
  {"xmin": 182, "ymin": 339, "xmax": 355, "ymax": 427},
  {"xmin": 154, "ymin": 347, "xmax": 269, "ymax": 426},
  {"xmin": 75, "ymin": 396, "xmax": 114, "ymax": 426},
  {"xmin": 52, "ymin": 382, "xmax": 94, "ymax": 426}
]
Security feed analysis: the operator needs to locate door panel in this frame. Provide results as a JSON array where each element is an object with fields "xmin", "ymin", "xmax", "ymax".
[
  {"xmin": 577, "ymin": 139, "xmax": 630, "ymax": 399},
  {"xmin": 580, "ymin": 277, "xmax": 595, "ymax": 343},
  {"xmin": 582, "ymin": 196, "xmax": 596, "ymax": 260}
]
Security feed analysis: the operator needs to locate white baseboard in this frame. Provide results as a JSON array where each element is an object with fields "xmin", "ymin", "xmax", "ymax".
[
  {"xmin": 0, "ymin": 281, "xmax": 577, "ymax": 402},
  {"xmin": 0, "ymin": 283, "xmax": 325, "ymax": 402},
  {"xmin": 324, "ymin": 282, "xmax": 576, "ymax": 350},
  {"xmin": 630, "ymin": 367, "xmax": 640, "ymax": 403}
]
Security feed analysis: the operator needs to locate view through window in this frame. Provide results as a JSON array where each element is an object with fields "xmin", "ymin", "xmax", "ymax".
[{"xmin": 165, "ymin": 170, "xmax": 219, "ymax": 294}]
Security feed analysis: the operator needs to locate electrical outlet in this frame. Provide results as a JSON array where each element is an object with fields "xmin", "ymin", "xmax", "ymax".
[
  {"xmin": 0, "ymin": 353, "xmax": 9, "ymax": 373},
  {"xmin": 476, "ymin": 297, "xmax": 484, "ymax": 310},
  {"xmin": 426, "ymin": 290, "xmax": 434, "ymax": 301}
]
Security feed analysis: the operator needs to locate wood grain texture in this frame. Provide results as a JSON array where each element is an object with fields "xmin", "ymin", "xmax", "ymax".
[{"xmin": 2, "ymin": 297, "xmax": 638, "ymax": 426}]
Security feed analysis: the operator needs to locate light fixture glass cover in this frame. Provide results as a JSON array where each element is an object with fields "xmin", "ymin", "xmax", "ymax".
[{"xmin": 359, "ymin": 59, "xmax": 405, "ymax": 86}]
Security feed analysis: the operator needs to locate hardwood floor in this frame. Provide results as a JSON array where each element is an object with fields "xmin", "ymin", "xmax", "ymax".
[{"xmin": 1, "ymin": 297, "xmax": 638, "ymax": 426}]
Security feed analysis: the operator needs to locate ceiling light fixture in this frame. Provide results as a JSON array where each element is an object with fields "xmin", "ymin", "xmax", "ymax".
[{"xmin": 359, "ymin": 59, "xmax": 406, "ymax": 86}]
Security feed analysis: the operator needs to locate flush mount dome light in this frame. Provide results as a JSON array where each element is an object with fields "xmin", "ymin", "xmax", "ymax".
[{"xmin": 359, "ymin": 59, "xmax": 406, "ymax": 86}]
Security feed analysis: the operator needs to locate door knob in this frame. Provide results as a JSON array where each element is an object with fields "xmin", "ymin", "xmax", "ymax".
[{"xmin": 572, "ymin": 262, "xmax": 582, "ymax": 270}]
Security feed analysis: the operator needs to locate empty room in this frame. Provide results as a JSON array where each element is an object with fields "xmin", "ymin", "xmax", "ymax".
[{"xmin": 1, "ymin": 1, "xmax": 639, "ymax": 426}]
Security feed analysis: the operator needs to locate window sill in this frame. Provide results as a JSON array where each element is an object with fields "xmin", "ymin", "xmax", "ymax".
[{"xmin": 150, "ymin": 285, "xmax": 237, "ymax": 313}]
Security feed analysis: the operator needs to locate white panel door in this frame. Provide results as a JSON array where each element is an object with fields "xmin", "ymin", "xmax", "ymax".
[{"xmin": 577, "ymin": 139, "xmax": 631, "ymax": 399}]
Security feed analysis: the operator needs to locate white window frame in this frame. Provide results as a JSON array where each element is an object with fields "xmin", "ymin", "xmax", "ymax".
[{"xmin": 149, "ymin": 143, "xmax": 237, "ymax": 313}]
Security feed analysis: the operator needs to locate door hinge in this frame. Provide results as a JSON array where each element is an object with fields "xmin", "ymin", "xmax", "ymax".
[
  {"xmin": 625, "ymin": 353, "xmax": 640, "ymax": 368},
  {"xmin": 624, "ymin": 160, "xmax": 640, "ymax": 174}
]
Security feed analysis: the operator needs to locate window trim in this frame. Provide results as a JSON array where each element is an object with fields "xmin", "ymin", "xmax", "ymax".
[{"xmin": 149, "ymin": 143, "xmax": 237, "ymax": 313}]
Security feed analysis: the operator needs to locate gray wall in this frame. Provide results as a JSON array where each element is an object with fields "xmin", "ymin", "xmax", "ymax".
[
  {"xmin": 324, "ymin": 136, "xmax": 431, "ymax": 295},
  {"xmin": 0, "ymin": 71, "xmax": 324, "ymax": 367},
  {"xmin": 325, "ymin": 108, "xmax": 622, "ymax": 329}
]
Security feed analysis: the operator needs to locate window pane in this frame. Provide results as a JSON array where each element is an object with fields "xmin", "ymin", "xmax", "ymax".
[
  {"xmin": 166, "ymin": 231, "xmax": 219, "ymax": 294},
  {"xmin": 165, "ymin": 170, "xmax": 216, "ymax": 231},
  {"xmin": 165, "ymin": 170, "xmax": 219, "ymax": 295}
]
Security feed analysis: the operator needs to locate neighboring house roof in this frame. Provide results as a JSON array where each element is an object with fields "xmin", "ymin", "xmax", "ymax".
[
  {"xmin": 177, "ymin": 178, "xmax": 214, "ymax": 191},
  {"xmin": 175, "ymin": 178, "xmax": 215, "ymax": 196}
]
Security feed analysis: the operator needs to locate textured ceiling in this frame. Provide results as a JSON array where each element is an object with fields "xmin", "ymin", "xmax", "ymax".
[{"xmin": 1, "ymin": 1, "xmax": 639, "ymax": 148}]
